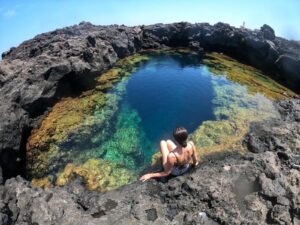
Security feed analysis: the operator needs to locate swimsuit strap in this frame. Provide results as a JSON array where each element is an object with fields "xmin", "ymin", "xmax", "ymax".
[
  {"xmin": 171, "ymin": 151, "xmax": 179, "ymax": 164},
  {"xmin": 171, "ymin": 142, "xmax": 192, "ymax": 165}
]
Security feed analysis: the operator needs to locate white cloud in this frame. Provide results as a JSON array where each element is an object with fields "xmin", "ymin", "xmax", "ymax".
[{"xmin": 3, "ymin": 9, "xmax": 16, "ymax": 19}]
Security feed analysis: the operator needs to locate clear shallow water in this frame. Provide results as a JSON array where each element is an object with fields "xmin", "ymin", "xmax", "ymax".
[
  {"xmin": 27, "ymin": 50, "xmax": 296, "ymax": 191},
  {"xmin": 124, "ymin": 55, "xmax": 215, "ymax": 159}
]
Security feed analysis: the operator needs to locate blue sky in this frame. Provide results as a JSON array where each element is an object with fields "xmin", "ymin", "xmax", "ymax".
[{"xmin": 0, "ymin": 0, "xmax": 299, "ymax": 55}]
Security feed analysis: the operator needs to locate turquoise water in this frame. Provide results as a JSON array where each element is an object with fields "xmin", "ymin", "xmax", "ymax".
[
  {"xmin": 122, "ymin": 55, "xmax": 215, "ymax": 160},
  {"xmin": 28, "ymin": 51, "xmax": 286, "ymax": 186},
  {"xmin": 75, "ymin": 53, "xmax": 218, "ymax": 170},
  {"xmin": 81, "ymin": 52, "xmax": 275, "ymax": 172}
]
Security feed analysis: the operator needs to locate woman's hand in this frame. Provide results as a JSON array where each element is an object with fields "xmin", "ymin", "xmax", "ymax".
[{"xmin": 139, "ymin": 174, "xmax": 152, "ymax": 182}]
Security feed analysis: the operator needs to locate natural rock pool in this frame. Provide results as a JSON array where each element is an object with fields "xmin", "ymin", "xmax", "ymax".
[{"xmin": 26, "ymin": 49, "xmax": 297, "ymax": 191}]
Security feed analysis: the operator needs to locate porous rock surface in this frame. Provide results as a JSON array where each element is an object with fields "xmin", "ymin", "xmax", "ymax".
[
  {"xmin": 0, "ymin": 22, "xmax": 300, "ymax": 224},
  {"xmin": 0, "ymin": 100, "xmax": 299, "ymax": 225}
]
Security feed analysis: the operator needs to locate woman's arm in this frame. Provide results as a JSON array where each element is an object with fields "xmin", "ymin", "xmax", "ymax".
[
  {"xmin": 139, "ymin": 171, "xmax": 170, "ymax": 181},
  {"xmin": 191, "ymin": 141, "xmax": 199, "ymax": 166},
  {"xmin": 139, "ymin": 154, "xmax": 175, "ymax": 182}
]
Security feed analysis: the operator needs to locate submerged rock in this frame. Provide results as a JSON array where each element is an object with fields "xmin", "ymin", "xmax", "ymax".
[
  {"xmin": 55, "ymin": 158, "xmax": 135, "ymax": 192},
  {"xmin": 26, "ymin": 53, "xmax": 150, "ymax": 180}
]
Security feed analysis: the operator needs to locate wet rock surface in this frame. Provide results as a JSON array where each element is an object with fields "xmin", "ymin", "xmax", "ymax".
[
  {"xmin": 0, "ymin": 22, "xmax": 300, "ymax": 224},
  {"xmin": 0, "ymin": 100, "xmax": 299, "ymax": 225}
]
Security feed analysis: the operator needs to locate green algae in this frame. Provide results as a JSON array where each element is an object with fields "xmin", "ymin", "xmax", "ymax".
[
  {"xmin": 101, "ymin": 104, "xmax": 144, "ymax": 169},
  {"xmin": 31, "ymin": 176, "xmax": 54, "ymax": 189},
  {"xmin": 151, "ymin": 51, "xmax": 295, "ymax": 163},
  {"xmin": 27, "ymin": 52, "xmax": 151, "ymax": 181},
  {"xmin": 27, "ymin": 48, "xmax": 200, "ymax": 179},
  {"xmin": 56, "ymin": 158, "xmax": 135, "ymax": 192},
  {"xmin": 187, "ymin": 52, "xmax": 294, "ymax": 158},
  {"xmin": 189, "ymin": 77, "xmax": 279, "ymax": 158},
  {"xmin": 29, "ymin": 49, "xmax": 297, "ymax": 192},
  {"xmin": 204, "ymin": 53, "xmax": 297, "ymax": 100}
]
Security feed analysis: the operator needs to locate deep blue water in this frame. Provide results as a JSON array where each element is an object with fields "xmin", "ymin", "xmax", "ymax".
[
  {"xmin": 28, "ymin": 50, "xmax": 287, "ymax": 187},
  {"xmin": 126, "ymin": 55, "xmax": 214, "ymax": 142},
  {"xmin": 112, "ymin": 54, "xmax": 216, "ymax": 160}
]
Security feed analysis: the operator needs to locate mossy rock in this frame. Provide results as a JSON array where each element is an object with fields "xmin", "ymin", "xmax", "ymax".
[{"xmin": 56, "ymin": 158, "xmax": 136, "ymax": 192}]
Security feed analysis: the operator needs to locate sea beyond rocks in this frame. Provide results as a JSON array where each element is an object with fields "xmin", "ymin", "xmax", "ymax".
[{"xmin": 0, "ymin": 22, "xmax": 299, "ymax": 224}]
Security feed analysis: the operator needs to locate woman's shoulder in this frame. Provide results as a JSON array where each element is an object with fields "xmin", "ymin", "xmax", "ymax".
[
  {"xmin": 187, "ymin": 141, "xmax": 196, "ymax": 153},
  {"xmin": 188, "ymin": 140, "xmax": 195, "ymax": 147}
]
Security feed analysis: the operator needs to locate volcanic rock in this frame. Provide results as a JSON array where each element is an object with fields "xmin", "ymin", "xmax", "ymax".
[
  {"xmin": 260, "ymin": 24, "xmax": 276, "ymax": 40},
  {"xmin": 0, "ymin": 22, "xmax": 300, "ymax": 224},
  {"xmin": 1, "ymin": 22, "xmax": 300, "ymax": 178},
  {"xmin": 0, "ymin": 99, "xmax": 299, "ymax": 224}
]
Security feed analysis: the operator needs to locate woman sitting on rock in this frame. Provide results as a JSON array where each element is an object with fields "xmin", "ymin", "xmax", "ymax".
[{"xmin": 140, "ymin": 127, "xmax": 199, "ymax": 182}]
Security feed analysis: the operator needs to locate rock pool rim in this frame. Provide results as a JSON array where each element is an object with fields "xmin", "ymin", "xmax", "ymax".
[
  {"xmin": 0, "ymin": 22, "xmax": 299, "ymax": 225},
  {"xmin": 0, "ymin": 21, "xmax": 299, "ymax": 183},
  {"xmin": 25, "ymin": 49, "xmax": 297, "ymax": 191}
]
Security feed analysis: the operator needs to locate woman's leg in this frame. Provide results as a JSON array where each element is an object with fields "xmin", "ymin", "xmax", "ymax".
[
  {"xmin": 166, "ymin": 139, "xmax": 176, "ymax": 151},
  {"xmin": 160, "ymin": 140, "xmax": 169, "ymax": 169}
]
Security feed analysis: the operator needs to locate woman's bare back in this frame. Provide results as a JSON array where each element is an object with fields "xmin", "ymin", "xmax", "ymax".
[
  {"xmin": 139, "ymin": 127, "xmax": 199, "ymax": 181},
  {"xmin": 169, "ymin": 141, "xmax": 195, "ymax": 166}
]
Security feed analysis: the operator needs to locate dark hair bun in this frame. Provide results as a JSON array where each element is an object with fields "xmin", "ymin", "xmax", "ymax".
[{"xmin": 173, "ymin": 127, "xmax": 188, "ymax": 147}]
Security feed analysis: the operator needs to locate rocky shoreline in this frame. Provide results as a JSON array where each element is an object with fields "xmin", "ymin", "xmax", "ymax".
[
  {"xmin": 0, "ymin": 99, "xmax": 299, "ymax": 225},
  {"xmin": 0, "ymin": 22, "xmax": 300, "ymax": 224}
]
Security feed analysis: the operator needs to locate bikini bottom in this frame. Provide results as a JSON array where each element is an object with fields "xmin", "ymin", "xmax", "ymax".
[{"xmin": 171, "ymin": 164, "xmax": 190, "ymax": 176}]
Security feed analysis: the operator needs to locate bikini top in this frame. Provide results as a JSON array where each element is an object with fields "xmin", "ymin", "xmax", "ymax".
[{"xmin": 170, "ymin": 141, "xmax": 194, "ymax": 166}]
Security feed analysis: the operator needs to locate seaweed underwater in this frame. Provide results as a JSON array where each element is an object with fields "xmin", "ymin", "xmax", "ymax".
[{"xmin": 28, "ymin": 49, "xmax": 298, "ymax": 191}]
